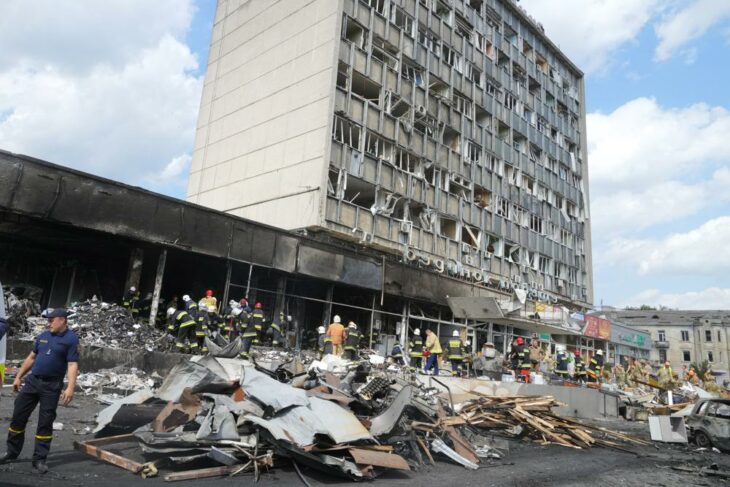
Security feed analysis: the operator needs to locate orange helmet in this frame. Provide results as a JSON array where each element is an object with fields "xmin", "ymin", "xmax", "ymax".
[{"xmin": 206, "ymin": 289, "xmax": 213, "ymax": 297}]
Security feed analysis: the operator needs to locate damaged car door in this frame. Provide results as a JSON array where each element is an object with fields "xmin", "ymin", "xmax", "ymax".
[{"xmin": 686, "ymin": 399, "xmax": 730, "ymax": 451}]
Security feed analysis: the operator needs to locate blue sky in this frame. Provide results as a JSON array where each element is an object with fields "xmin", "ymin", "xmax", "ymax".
[{"xmin": 1, "ymin": 0, "xmax": 729, "ymax": 310}]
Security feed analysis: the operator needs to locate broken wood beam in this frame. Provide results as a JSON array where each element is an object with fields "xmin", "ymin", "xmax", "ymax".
[{"xmin": 74, "ymin": 437, "xmax": 145, "ymax": 474}]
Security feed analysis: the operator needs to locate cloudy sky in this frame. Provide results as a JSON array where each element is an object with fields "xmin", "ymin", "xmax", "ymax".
[{"xmin": 1, "ymin": 1, "xmax": 729, "ymax": 310}]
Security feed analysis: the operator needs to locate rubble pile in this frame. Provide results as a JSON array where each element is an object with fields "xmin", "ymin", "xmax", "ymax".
[
  {"xmin": 77, "ymin": 367, "xmax": 159, "ymax": 395},
  {"xmin": 67, "ymin": 300, "xmax": 169, "ymax": 351},
  {"xmin": 77, "ymin": 355, "xmax": 649, "ymax": 482},
  {"xmin": 3, "ymin": 286, "xmax": 43, "ymax": 334}
]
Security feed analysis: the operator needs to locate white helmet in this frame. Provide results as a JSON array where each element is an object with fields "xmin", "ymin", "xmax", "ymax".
[
  {"xmin": 596, "ymin": 349, "xmax": 603, "ymax": 355},
  {"xmin": 333, "ymin": 315, "xmax": 341, "ymax": 323},
  {"xmin": 413, "ymin": 328, "xmax": 421, "ymax": 336},
  {"xmin": 452, "ymin": 330, "xmax": 460, "ymax": 337},
  {"xmin": 318, "ymin": 326, "xmax": 325, "ymax": 334},
  {"xmin": 130, "ymin": 286, "xmax": 136, "ymax": 292},
  {"xmin": 465, "ymin": 340, "xmax": 471, "ymax": 347},
  {"xmin": 556, "ymin": 344, "xmax": 566, "ymax": 352},
  {"xmin": 166, "ymin": 307, "xmax": 176, "ymax": 317},
  {"xmin": 286, "ymin": 315, "xmax": 292, "ymax": 321},
  {"xmin": 229, "ymin": 300, "xmax": 237, "ymax": 307},
  {"xmin": 232, "ymin": 307, "xmax": 242, "ymax": 317},
  {"xmin": 182, "ymin": 295, "xmax": 191, "ymax": 302},
  {"xmin": 348, "ymin": 321, "xmax": 357, "ymax": 329}
]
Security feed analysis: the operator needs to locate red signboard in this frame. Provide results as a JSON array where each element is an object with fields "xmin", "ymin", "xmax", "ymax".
[{"xmin": 583, "ymin": 316, "xmax": 611, "ymax": 340}]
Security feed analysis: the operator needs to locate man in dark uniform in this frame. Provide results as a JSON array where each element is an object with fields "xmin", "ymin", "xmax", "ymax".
[
  {"xmin": 409, "ymin": 328, "xmax": 424, "ymax": 371},
  {"xmin": 343, "ymin": 321, "xmax": 361, "ymax": 360},
  {"xmin": 1, "ymin": 308, "xmax": 79, "ymax": 474},
  {"xmin": 173, "ymin": 306, "xmax": 197, "ymax": 353}
]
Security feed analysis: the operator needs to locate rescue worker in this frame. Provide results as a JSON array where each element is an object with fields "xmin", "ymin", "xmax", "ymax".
[
  {"xmin": 207, "ymin": 305, "xmax": 223, "ymax": 338},
  {"xmin": 234, "ymin": 299, "xmax": 252, "ymax": 340},
  {"xmin": 195, "ymin": 301, "xmax": 209, "ymax": 354},
  {"xmin": 0, "ymin": 308, "xmax": 79, "ymax": 474},
  {"xmin": 614, "ymin": 361, "xmax": 627, "ymax": 388},
  {"xmin": 447, "ymin": 330, "xmax": 465, "ymax": 377},
  {"xmin": 704, "ymin": 367, "xmax": 715, "ymax": 385},
  {"xmin": 326, "ymin": 315, "xmax": 345, "ymax": 356},
  {"xmin": 424, "ymin": 329, "xmax": 441, "ymax": 375},
  {"xmin": 122, "ymin": 286, "xmax": 138, "ymax": 312},
  {"xmin": 173, "ymin": 305, "xmax": 197, "ymax": 353},
  {"xmin": 555, "ymin": 345, "xmax": 570, "ymax": 380},
  {"xmin": 269, "ymin": 312, "xmax": 288, "ymax": 348},
  {"xmin": 139, "ymin": 292, "xmax": 153, "ymax": 320},
  {"xmin": 343, "ymin": 321, "xmax": 361, "ymax": 360},
  {"xmin": 182, "ymin": 295, "xmax": 198, "ymax": 320},
  {"xmin": 166, "ymin": 306, "xmax": 178, "ymax": 337},
  {"xmin": 239, "ymin": 303, "xmax": 264, "ymax": 360},
  {"xmin": 201, "ymin": 289, "xmax": 217, "ymax": 310},
  {"xmin": 528, "ymin": 337, "xmax": 543, "ymax": 370},
  {"xmin": 641, "ymin": 359, "xmax": 653, "ymax": 381},
  {"xmin": 573, "ymin": 350, "xmax": 586, "ymax": 382},
  {"xmin": 409, "ymin": 328, "xmax": 424, "ymax": 370},
  {"xmin": 323, "ymin": 324, "xmax": 334, "ymax": 356},
  {"xmin": 655, "ymin": 361, "xmax": 672, "ymax": 389},
  {"xmin": 317, "ymin": 326, "xmax": 327, "ymax": 358},
  {"xmin": 249, "ymin": 302, "xmax": 266, "ymax": 346},
  {"xmin": 514, "ymin": 336, "xmax": 531, "ymax": 383},
  {"xmin": 586, "ymin": 349, "xmax": 604, "ymax": 383},
  {"xmin": 481, "ymin": 342, "xmax": 503, "ymax": 380},
  {"xmin": 390, "ymin": 342, "xmax": 406, "ymax": 365}
]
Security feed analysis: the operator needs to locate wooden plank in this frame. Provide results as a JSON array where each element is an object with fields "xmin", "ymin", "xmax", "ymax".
[
  {"xmin": 81, "ymin": 433, "xmax": 136, "ymax": 447},
  {"xmin": 163, "ymin": 465, "xmax": 244, "ymax": 482},
  {"xmin": 348, "ymin": 448, "xmax": 410, "ymax": 471},
  {"xmin": 74, "ymin": 440, "xmax": 144, "ymax": 474},
  {"xmin": 415, "ymin": 436, "xmax": 435, "ymax": 465}
]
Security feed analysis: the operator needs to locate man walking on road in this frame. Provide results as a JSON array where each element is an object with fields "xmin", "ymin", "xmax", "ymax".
[{"xmin": 1, "ymin": 308, "xmax": 79, "ymax": 474}]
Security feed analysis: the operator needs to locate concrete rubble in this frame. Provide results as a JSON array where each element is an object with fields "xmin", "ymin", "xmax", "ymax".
[{"xmin": 76, "ymin": 355, "xmax": 649, "ymax": 482}]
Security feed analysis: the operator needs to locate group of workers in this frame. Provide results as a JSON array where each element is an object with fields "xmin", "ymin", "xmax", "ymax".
[{"xmin": 315, "ymin": 315, "xmax": 363, "ymax": 360}]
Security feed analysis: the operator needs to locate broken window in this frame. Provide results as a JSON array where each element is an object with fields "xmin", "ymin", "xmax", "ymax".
[
  {"xmin": 475, "ymin": 105, "xmax": 490, "ymax": 129},
  {"xmin": 497, "ymin": 121, "xmax": 510, "ymax": 141},
  {"xmin": 442, "ymin": 126, "xmax": 461, "ymax": 152},
  {"xmin": 343, "ymin": 176, "xmax": 376, "ymax": 209},
  {"xmin": 474, "ymin": 186, "xmax": 491, "ymax": 209},
  {"xmin": 336, "ymin": 62, "xmax": 349, "ymax": 90},
  {"xmin": 504, "ymin": 93, "xmax": 516, "ymax": 110},
  {"xmin": 464, "ymin": 140, "xmax": 481, "ymax": 165},
  {"xmin": 441, "ymin": 44, "xmax": 462, "ymax": 72},
  {"xmin": 512, "ymin": 205, "xmax": 527, "ymax": 226},
  {"xmin": 385, "ymin": 91, "xmax": 410, "ymax": 117},
  {"xmin": 428, "ymin": 78, "xmax": 449, "ymax": 99},
  {"xmin": 439, "ymin": 216, "xmax": 458, "ymax": 240},
  {"xmin": 418, "ymin": 27, "xmax": 440, "ymax": 56},
  {"xmin": 364, "ymin": 131, "xmax": 393, "ymax": 161},
  {"xmin": 452, "ymin": 93, "xmax": 472, "ymax": 117},
  {"xmin": 332, "ymin": 116, "xmax": 362, "ymax": 149},
  {"xmin": 503, "ymin": 24, "xmax": 518, "ymax": 46},
  {"xmin": 530, "ymin": 215, "xmax": 543, "ymax": 233},
  {"xmin": 455, "ymin": 14, "xmax": 473, "ymax": 40},
  {"xmin": 504, "ymin": 242, "xmax": 520, "ymax": 263},
  {"xmin": 432, "ymin": 0, "xmax": 453, "ymax": 23},
  {"xmin": 351, "ymin": 71, "xmax": 381, "ymax": 103},
  {"xmin": 485, "ymin": 234, "xmax": 501, "ymax": 256},
  {"xmin": 559, "ymin": 164, "xmax": 568, "ymax": 181},
  {"xmin": 465, "ymin": 63, "xmax": 483, "ymax": 86},
  {"xmin": 496, "ymin": 197, "xmax": 510, "ymax": 219},
  {"xmin": 361, "ymin": 0, "xmax": 387, "ymax": 16},
  {"xmin": 513, "ymin": 133, "xmax": 526, "ymax": 154},
  {"xmin": 372, "ymin": 44, "xmax": 398, "ymax": 70},
  {"xmin": 539, "ymin": 255, "xmax": 551, "ymax": 273},
  {"xmin": 545, "ymin": 91, "xmax": 555, "ymax": 109},
  {"xmin": 393, "ymin": 147, "xmax": 422, "ymax": 176},
  {"xmin": 390, "ymin": 5, "xmax": 414, "ymax": 37},
  {"xmin": 536, "ymin": 184, "xmax": 547, "ymax": 201},
  {"xmin": 522, "ymin": 175, "xmax": 535, "ymax": 194},
  {"xmin": 400, "ymin": 62, "xmax": 424, "ymax": 87},
  {"xmin": 328, "ymin": 168, "xmax": 345, "ymax": 198},
  {"xmin": 461, "ymin": 224, "xmax": 481, "ymax": 248},
  {"xmin": 536, "ymin": 53, "xmax": 549, "ymax": 74},
  {"xmin": 343, "ymin": 17, "xmax": 367, "ymax": 49}
]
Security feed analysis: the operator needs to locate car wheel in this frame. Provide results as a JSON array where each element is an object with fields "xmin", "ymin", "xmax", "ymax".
[{"xmin": 695, "ymin": 431, "xmax": 712, "ymax": 448}]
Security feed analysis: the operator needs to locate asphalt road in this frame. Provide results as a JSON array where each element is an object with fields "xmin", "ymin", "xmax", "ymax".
[{"xmin": 0, "ymin": 390, "xmax": 728, "ymax": 487}]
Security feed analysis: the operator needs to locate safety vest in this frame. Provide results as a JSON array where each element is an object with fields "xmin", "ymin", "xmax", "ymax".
[
  {"xmin": 516, "ymin": 345, "xmax": 531, "ymax": 369},
  {"xmin": 195, "ymin": 313, "xmax": 208, "ymax": 337},
  {"xmin": 574, "ymin": 356, "xmax": 585, "ymax": 375},
  {"xmin": 344, "ymin": 330, "xmax": 360, "ymax": 350},
  {"xmin": 587, "ymin": 355, "xmax": 603, "ymax": 378},
  {"xmin": 185, "ymin": 301, "xmax": 198, "ymax": 319},
  {"xmin": 447, "ymin": 339, "xmax": 464, "ymax": 360},
  {"xmin": 409, "ymin": 337, "xmax": 424, "ymax": 357},
  {"xmin": 176, "ymin": 311, "xmax": 195, "ymax": 329}
]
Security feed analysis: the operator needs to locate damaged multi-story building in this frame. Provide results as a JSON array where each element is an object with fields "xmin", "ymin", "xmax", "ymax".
[
  {"xmin": 187, "ymin": 0, "xmax": 593, "ymax": 334},
  {"xmin": 1, "ymin": 0, "xmax": 595, "ymax": 359}
]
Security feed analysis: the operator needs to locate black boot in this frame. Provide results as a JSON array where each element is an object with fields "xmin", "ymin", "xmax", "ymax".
[
  {"xmin": 0, "ymin": 452, "xmax": 18, "ymax": 463},
  {"xmin": 32, "ymin": 459, "xmax": 48, "ymax": 474}
]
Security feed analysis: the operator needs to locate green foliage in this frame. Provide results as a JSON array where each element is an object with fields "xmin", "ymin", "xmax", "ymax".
[{"xmin": 690, "ymin": 360, "xmax": 710, "ymax": 378}]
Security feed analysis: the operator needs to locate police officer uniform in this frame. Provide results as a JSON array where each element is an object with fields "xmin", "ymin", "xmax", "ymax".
[{"xmin": 2, "ymin": 308, "xmax": 79, "ymax": 472}]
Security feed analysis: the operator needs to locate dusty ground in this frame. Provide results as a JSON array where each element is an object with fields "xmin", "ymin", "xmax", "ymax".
[{"xmin": 0, "ymin": 389, "xmax": 729, "ymax": 487}]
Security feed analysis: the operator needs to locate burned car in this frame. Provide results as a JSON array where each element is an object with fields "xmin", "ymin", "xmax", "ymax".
[{"xmin": 686, "ymin": 399, "xmax": 730, "ymax": 451}]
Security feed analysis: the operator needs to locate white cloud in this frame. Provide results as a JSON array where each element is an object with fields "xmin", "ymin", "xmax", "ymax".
[
  {"xmin": 654, "ymin": 0, "xmax": 730, "ymax": 61},
  {"xmin": 0, "ymin": 1, "xmax": 202, "ymax": 197},
  {"xmin": 603, "ymin": 216, "xmax": 730, "ymax": 276},
  {"xmin": 519, "ymin": 0, "xmax": 660, "ymax": 74},
  {"xmin": 625, "ymin": 287, "xmax": 730, "ymax": 309},
  {"xmin": 587, "ymin": 98, "xmax": 730, "ymax": 234}
]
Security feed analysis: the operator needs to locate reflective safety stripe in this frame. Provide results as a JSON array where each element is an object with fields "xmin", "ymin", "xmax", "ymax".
[
  {"xmin": 9, "ymin": 427, "xmax": 24, "ymax": 434},
  {"xmin": 242, "ymin": 332, "xmax": 257, "ymax": 338},
  {"xmin": 179, "ymin": 320, "xmax": 196, "ymax": 328},
  {"xmin": 35, "ymin": 434, "xmax": 53, "ymax": 440}
]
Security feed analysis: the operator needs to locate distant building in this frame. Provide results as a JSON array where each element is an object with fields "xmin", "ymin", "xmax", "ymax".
[{"xmin": 605, "ymin": 309, "xmax": 730, "ymax": 375}]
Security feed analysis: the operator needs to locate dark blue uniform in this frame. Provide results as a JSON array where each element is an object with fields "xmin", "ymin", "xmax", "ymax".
[{"xmin": 7, "ymin": 328, "xmax": 79, "ymax": 461}]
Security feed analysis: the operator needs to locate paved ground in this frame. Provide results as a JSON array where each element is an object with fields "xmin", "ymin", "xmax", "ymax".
[{"xmin": 0, "ymin": 389, "xmax": 728, "ymax": 486}]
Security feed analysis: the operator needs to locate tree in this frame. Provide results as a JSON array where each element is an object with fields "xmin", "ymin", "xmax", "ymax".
[{"xmin": 624, "ymin": 305, "xmax": 657, "ymax": 311}]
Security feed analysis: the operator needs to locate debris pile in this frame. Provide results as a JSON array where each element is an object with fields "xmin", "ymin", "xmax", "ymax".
[
  {"xmin": 77, "ymin": 367, "xmax": 160, "ymax": 395},
  {"xmin": 67, "ymin": 299, "xmax": 169, "ymax": 350},
  {"xmin": 3, "ymin": 285, "xmax": 43, "ymax": 334},
  {"xmin": 77, "ymin": 355, "xmax": 650, "ymax": 482}
]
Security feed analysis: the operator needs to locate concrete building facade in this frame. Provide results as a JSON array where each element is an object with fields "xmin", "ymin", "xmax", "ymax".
[
  {"xmin": 188, "ymin": 0, "xmax": 593, "ymax": 309},
  {"xmin": 607, "ymin": 309, "xmax": 730, "ymax": 376}
]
